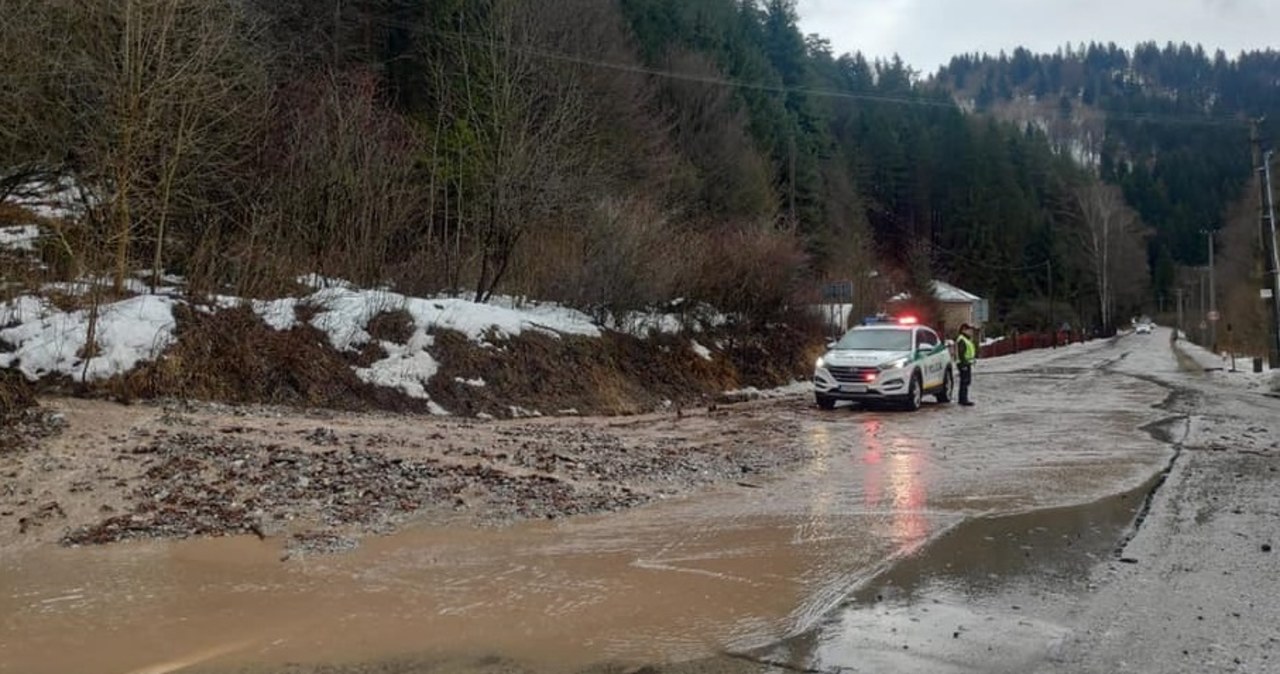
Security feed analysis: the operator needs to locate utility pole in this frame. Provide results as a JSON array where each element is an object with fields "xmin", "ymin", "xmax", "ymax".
[
  {"xmin": 1252, "ymin": 119, "xmax": 1280, "ymax": 369},
  {"xmin": 1207, "ymin": 230, "xmax": 1216, "ymax": 352},
  {"xmin": 1198, "ymin": 269, "xmax": 1206, "ymax": 345},
  {"xmin": 1262, "ymin": 149, "xmax": 1280, "ymax": 368},
  {"xmin": 1175, "ymin": 288, "xmax": 1185, "ymax": 339},
  {"xmin": 1048, "ymin": 258, "xmax": 1056, "ymax": 348}
]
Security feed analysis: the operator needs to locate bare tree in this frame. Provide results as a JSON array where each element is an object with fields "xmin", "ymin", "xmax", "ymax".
[
  {"xmin": 59, "ymin": 0, "xmax": 269, "ymax": 294},
  {"xmin": 427, "ymin": 0, "xmax": 595, "ymax": 303},
  {"xmin": 0, "ymin": 0, "xmax": 78, "ymax": 201},
  {"xmin": 253, "ymin": 70, "xmax": 422, "ymax": 290},
  {"xmin": 1073, "ymin": 181, "xmax": 1148, "ymax": 331}
]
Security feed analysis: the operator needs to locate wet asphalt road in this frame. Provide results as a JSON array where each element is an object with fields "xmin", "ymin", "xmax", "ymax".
[{"xmin": 4, "ymin": 328, "xmax": 1274, "ymax": 674}]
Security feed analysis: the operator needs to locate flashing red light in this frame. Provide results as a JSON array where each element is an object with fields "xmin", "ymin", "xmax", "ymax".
[
  {"xmin": 897, "ymin": 315, "xmax": 919, "ymax": 325},
  {"xmin": 864, "ymin": 372, "xmax": 876, "ymax": 382}
]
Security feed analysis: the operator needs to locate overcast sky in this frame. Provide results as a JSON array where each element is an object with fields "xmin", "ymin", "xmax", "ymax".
[{"xmin": 796, "ymin": 0, "xmax": 1279, "ymax": 75}]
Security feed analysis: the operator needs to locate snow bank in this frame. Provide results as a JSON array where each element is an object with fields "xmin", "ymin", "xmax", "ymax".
[
  {"xmin": 240, "ymin": 286, "xmax": 602, "ymax": 406},
  {"xmin": 0, "ymin": 225, "xmax": 41, "ymax": 252},
  {"xmin": 0, "ymin": 295, "xmax": 177, "ymax": 381},
  {"xmin": 0, "ymin": 274, "xmax": 750, "ymax": 413},
  {"xmin": 7, "ymin": 178, "xmax": 85, "ymax": 221},
  {"xmin": 252, "ymin": 288, "xmax": 601, "ymax": 348},
  {"xmin": 1177, "ymin": 338, "xmax": 1279, "ymax": 393}
]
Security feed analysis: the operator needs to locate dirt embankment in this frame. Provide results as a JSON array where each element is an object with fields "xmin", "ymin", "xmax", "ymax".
[
  {"xmin": 1, "ymin": 370, "xmax": 63, "ymax": 452},
  {"xmin": 1, "ymin": 396, "xmax": 810, "ymax": 555},
  {"xmin": 58, "ymin": 303, "xmax": 820, "ymax": 418}
]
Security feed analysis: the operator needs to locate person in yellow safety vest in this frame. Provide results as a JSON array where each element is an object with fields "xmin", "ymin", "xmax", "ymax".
[{"xmin": 955, "ymin": 323, "xmax": 977, "ymax": 406}]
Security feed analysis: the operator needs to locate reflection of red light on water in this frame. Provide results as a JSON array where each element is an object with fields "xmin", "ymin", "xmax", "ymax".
[
  {"xmin": 889, "ymin": 449, "xmax": 928, "ymax": 553},
  {"xmin": 857, "ymin": 420, "xmax": 930, "ymax": 552},
  {"xmin": 859, "ymin": 421, "xmax": 883, "ymax": 510}
]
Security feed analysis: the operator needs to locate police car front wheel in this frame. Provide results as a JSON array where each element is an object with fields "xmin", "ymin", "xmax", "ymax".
[{"xmin": 903, "ymin": 374, "xmax": 923, "ymax": 411}]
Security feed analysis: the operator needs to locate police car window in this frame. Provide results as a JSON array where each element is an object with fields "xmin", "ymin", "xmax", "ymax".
[
  {"xmin": 916, "ymin": 329, "xmax": 939, "ymax": 348},
  {"xmin": 835, "ymin": 329, "xmax": 912, "ymax": 351}
]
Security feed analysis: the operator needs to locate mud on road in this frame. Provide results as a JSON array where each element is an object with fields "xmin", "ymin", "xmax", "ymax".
[
  {"xmin": 1, "ymin": 397, "xmax": 810, "ymax": 555},
  {"xmin": 6, "ymin": 331, "xmax": 1248, "ymax": 674}
]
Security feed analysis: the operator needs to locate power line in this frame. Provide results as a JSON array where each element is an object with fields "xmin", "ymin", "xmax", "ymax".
[
  {"xmin": 0, "ymin": 18, "xmax": 1256, "ymax": 129},
  {"xmin": 404, "ymin": 22, "xmax": 1251, "ymax": 129}
]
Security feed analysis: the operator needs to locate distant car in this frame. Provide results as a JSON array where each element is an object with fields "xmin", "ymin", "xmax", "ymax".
[
  {"xmin": 813, "ymin": 317, "xmax": 954, "ymax": 411},
  {"xmin": 1135, "ymin": 322, "xmax": 1153, "ymax": 334}
]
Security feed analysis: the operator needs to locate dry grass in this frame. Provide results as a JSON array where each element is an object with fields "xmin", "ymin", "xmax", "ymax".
[
  {"xmin": 0, "ymin": 369, "xmax": 35, "ymax": 419},
  {"xmin": 367, "ymin": 309, "xmax": 415, "ymax": 344}
]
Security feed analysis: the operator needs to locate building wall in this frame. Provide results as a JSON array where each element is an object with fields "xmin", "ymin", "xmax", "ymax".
[{"xmin": 939, "ymin": 302, "xmax": 978, "ymax": 336}]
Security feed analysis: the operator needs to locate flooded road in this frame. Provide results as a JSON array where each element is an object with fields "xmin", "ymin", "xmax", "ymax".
[{"xmin": 1, "ymin": 337, "xmax": 1179, "ymax": 674}]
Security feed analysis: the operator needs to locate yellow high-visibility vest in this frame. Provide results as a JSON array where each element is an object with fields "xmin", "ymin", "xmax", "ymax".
[{"xmin": 957, "ymin": 334, "xmax": 977, "ymax": 364}]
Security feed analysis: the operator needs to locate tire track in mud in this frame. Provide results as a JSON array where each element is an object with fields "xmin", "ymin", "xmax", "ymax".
[{"xmin": 1097, "ymin": 342, "xmax": 1203, "ymax": 556}]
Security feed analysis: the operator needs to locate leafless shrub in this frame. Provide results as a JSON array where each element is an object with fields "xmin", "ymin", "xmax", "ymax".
[{"xmin": 683, "ymin": 225, "xmax": 810, "ymax": 326}]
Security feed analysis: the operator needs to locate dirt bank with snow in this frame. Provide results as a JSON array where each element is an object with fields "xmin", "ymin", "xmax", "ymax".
[{"xmin": 2, "ymin": 277, "xmax": 818, "ymax": 419}]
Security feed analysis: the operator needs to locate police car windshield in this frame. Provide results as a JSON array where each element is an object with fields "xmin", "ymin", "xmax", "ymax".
[{"xmin": 834, "ymin": 329, "xmax": 912, "ymax": 351}]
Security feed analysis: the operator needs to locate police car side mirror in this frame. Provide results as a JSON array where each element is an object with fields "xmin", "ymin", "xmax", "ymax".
[{"xmin": 826, "ymin": 341, "xmax": 837, "ymax": 350}]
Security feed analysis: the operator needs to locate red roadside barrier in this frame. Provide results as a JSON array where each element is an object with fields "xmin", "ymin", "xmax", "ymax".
[{"xmin": 978, "ymin": 330, "xmax": 1088, "ymax": 359}]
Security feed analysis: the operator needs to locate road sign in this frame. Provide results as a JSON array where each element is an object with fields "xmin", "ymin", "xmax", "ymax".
[
  {"xmin": 1207, "ymin": 310, "xmax": 1220, "ymax": 322},
  {"xmin": 822, "ymin": 281, "xmax": 853, "ymax": 303},
  {"xmin": 974, "ymin": 298, "xmax": 990, "ymax": 323}
]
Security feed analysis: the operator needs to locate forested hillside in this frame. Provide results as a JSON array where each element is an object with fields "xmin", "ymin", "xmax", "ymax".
[
  {"xmin": 10, "ymin": 1, "xmax": 1276, "ymax": 337},
  {"xmin": 937, "ymin": 43, "xmax": 1280, "ymax": 345}
]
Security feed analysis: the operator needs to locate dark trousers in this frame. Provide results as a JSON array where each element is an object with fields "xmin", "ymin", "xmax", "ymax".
[{"xmin": 958, "ymin": 363, "xmax": 973, "ymax": 403}]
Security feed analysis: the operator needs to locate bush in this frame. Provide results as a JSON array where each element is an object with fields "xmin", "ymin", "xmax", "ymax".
[
  {"xmin": 685, "ymin": 225, "xmax": 809, "ymax": 326},
  {"xmin": 0, "ymin": 369, "xmax": 35, "ymax": 419}
]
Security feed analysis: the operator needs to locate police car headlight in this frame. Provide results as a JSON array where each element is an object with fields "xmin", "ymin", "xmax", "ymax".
[
  {"xmin": 815, "ymin": 356, "xmax": 826, "ymax": 369},
  {"xmin": 879, "ymin": 358, "xmax": 909, "ymax": 371}
]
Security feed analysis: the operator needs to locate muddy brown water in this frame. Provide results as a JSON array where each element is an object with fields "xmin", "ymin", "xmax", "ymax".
[{"xmin": 1, "ymin": 356, "xmax": 1174, "ymax": 674}]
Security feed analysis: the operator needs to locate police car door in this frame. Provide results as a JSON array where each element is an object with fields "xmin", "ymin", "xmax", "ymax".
[{"xmin": 915, "ymin": 328, "xmax": 944, "ymax": 388}]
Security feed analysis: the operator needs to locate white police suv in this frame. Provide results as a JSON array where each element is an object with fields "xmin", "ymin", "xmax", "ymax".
[{"xmin": 813, "ymin": 317, "xmax": 955, "ymax": 411}]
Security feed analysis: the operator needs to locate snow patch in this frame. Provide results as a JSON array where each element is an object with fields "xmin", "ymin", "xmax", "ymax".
[
  {"xmin": 509, "ymin": 405, "xmax": 543, "ymax": 419},
  {"xmin": 455, "ymin": 377, "xmax": 487, "ymax": 387},
  {"xmin": 691, "ymin": 340, "xmax": 713, "ymax": 361},
  {"xmin": 297, "ymin": 274, "xmax": 354, "ymax": 290},
  {"xmin": 1177, "ymin": 338, "xmax": 1279, "ymax": 393},
  {"xmin": 0, "ymin": 225, "xmax": 41, "ymax": 251},
  {"xmin": 608, "ymin": 302, "xmax": 727, "ymax": 337},
  {"xmin": 39, "ymin": 276, "xmax": 180, "ymax": 298},
  {"xmin": 252, "ymin": 298, "xmax": 300, "ymax": 331},
  {"xmin": 7, "ymin": 178, "xmax": 85, "ymax": 221},
  {"xmin": 723, "ymin": 381, "xmax": 812, "ymax": 400},
  {"xmin": 355, "ymin": 332, "xmax": 438, "ymax": 400},
  {"xmin": 0, "ymin": 294, "xmax": 177, "ymax": 381}
]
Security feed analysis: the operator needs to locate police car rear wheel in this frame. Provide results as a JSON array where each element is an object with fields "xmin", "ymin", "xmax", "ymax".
[{"xmin": 936, "ymin": 368, "xmax": 953, "ymax": 403}]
